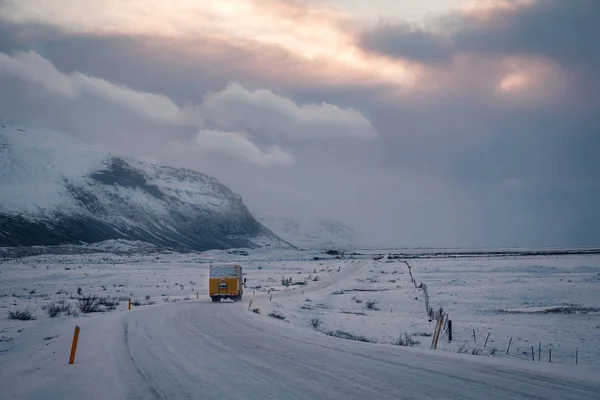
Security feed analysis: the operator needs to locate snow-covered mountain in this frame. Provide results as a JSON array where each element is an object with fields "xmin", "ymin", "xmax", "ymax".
[
  {"xmin": 0, "ymin": 123, "xmax": 288, "ymax": 251},
  {"xmin": 257, "ymin": 215, "xmax": 357, "ymax": 249}
]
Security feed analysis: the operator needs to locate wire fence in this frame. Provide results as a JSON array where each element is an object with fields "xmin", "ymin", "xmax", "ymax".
[
  {"xmin": 437, "ymin": 322, "xmax": 588, "ymax": 366},
  {"xmin": 401, "ymin": 259, "xmax": 588, "ymax": 367}
]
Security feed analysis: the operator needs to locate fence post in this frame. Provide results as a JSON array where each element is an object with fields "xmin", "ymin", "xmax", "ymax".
[
  {"xmin": 433, "ymin": 315, "xmax": 444, "ymax": 349},
  {"xmin": 196, "ymin": 292, "xmax": 199, "ymax": 300},
  {"xmin": 576, "ymin": 349, "xmax": 578, "ymax": 365},
  {"xmin": 538, "ymin": 342, "xmax": 541, "ymax": 362},
  {"xmin": 506, "ymin": 337, "xmax": 513, "ymax": 354},
  {"xmin": 448, "ymin": 320, "xmax": 452, "ymax": 342},
  {"xmin": 549, "ymin": 349, "xmax": 552, "ymax": 363},
  {"xmin": 248, "ymin": 300, "xmax": 253, "ymax": 311},
  {"xmin": 484, "ymin": 332, "xmax": 490, "ymax": 347},
  {"xmin": 69, "ymin": 326, "xmax": 80, "ymax": 365},
  {"xmin": 128, "ymin": 299, "xmax": 131, "ymax": 310},
  {"xmin": 472, "ymin": 329, "xmax": 477, "ymax": 343},
  {"xmin": 531, "ymin": 345, "xmax": 535, "ymax": 361},
  {"xmin": 431, "ymin": 316, "xmax": 441, "ymax": 349}
]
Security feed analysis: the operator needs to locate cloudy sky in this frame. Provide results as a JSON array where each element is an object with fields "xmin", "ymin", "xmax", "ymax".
[{"xmin": 0, "ymin": 0, "xmax": 598, "ymax": 248}]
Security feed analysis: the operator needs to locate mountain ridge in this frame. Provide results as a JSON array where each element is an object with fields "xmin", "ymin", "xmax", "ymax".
[{"xmin": 0, "ymin": 123, "xmax": 288, "ymax": 251}]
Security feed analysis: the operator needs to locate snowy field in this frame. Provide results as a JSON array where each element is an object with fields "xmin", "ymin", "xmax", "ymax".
[{"xmin": 1, "ymin": 246, "xmax": 599, "ymax": 370}]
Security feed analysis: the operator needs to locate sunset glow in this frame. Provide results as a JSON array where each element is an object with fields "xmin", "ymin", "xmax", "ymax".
[{"xmin": 1, "ymin": 0, "xmax": 419, "ymax": 88}]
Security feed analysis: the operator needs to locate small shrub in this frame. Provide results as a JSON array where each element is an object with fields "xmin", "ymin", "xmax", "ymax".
[
  {"xmin": 340, "ymin": 310, "xmax": 366, "ymax": 315},
  {"xmin": 331, "ymin": 290, "xmax": 345, "ymax": 295},
  {"xmin": 77, "ymin": 287, "xmax": 83, "ymax": 296},
  {"xmin": 413, "ymin": 332, "xmax": 433, "ymax": 337},
  {"xmin": 0, "ymin": 335, "xmax": 13, "ymax": 342},
  {"xmin": 312, "ymin": 275, "xmax": 320, "ymax": 281},
  {"xmin": 131, "ymin": 299, "xmax": 142, "ymax": 306},
  {"xmin": 325, "ymin": 330, "xmax": 374, "ymax": 343},
  {"xmin": 8, "ymin": 308, "xmax": 36, "ymax": 320},
  {"xmin": 268, "ymin": 311, "xmax": 286, "ymax": 320},
  {"xmin": 251, "ymin": 308, "xmax": 261, "ymax": 314},
  {"xmin": 42, "ymin": 298, "xmax": 72, "ymax": 317},
  {"xmin": 183, "ymin": 296, "xmax": 190, "ymax": 301},
  {"xmin": 310, "ymin": 318, "xmax": 322, "ymax": 329},
  {"xmin": 78, "ymin": 295, "xmax": 102, "ymax": 313},
  {"xmin": 456, "ymin": 346, "xmax": 483, "ymax": 356},
  {"xmin": 365, "ymin": 300, "xmax": 379, "ymax": 310},
  {"xmin": 395, "ymin": 333, "xmax": 419, "ymax": 347},
  {"xmin": 145, "ymin": 295, "xmax": 151, "ymax": 301},
  {"xmin": 305, "ymin": 298, "xmax": 312, "ymax": 302},
  {"xmin": 98, "ymin": 297, "xmax": 119, "ymax": 310}
]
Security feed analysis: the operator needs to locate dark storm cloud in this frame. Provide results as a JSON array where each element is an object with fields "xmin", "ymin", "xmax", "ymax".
[
  {"xmin": 360, "ymin": 22, "xmax": 453, "ymax": 64},
  {"xmin": 359, "ymin": 0, "xmax": 600, "ymax": 70}
]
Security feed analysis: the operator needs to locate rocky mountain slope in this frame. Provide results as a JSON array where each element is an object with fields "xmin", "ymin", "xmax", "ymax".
[{"xmin": 0, "ymin": 123, "xmax": 288, "ymax": 251}]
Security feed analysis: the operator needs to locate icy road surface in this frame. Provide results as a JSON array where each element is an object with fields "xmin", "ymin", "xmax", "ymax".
[{"xmin": 2, "ymin": 298, "xmax": 599, "ymax": 400}]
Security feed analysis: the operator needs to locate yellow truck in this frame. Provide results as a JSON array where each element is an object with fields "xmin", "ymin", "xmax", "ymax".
[{"xmin": 209, "ymin": 263, "xmax": 245, "ymax": 302}]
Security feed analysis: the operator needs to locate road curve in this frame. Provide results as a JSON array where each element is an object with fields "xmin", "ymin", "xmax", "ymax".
[{"xmin": 117, "ymin": 300, "xmax": 600, "ymax": 400}]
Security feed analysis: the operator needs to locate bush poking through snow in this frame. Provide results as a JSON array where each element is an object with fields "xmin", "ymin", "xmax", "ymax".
[
  {"xmin": 310, "ymin": 318, "xmax": 322, "ymax": 329},
  {"xmin": 325, "ymin": 330, "xmax": 374, "ymax": 343},
  {"xmin": 251, "ymin": 308, "xmax": 261, "ymax": 314},
  {"xmin": 8, "ymin": 308, "xmax": 36, "ymax": 320},
  {"xmin": 457, "ymin": 344, "xmax": 484, "ymax": 355},
  {"xmin": 268, "ymin": 311, "xmax": 286, "ymax": 320},
  {"xmin": 351, "ymin": 296, "xmax": 363, "ymax": 304},
  {"xmin": 394, "ymin": 333, "xmax": 420, "ymax": 347},
  {"xmin": 42, "ymin": 298, "xmax": 71, "ymax": 317},
  {"xmin": 413, "ymin": 332, "xmax": 433, "ymax": 337},
  {"xmin": 97, "ymin": 297, "xmax": 119, "ymax": 310},
  {"xmin": 78, "ymin": 295, "xmax": 102, "ymax": 313},
  {"xmin": 365, "ymin": 300, "xmax": 379, "ymax": 310},
  {"xmin": 0, "ymin": 335, "xmax": 13, "ymax": 342},
  {"xmin": 331, "ymin": 290, "xmax": 345, "ymax": 295}
]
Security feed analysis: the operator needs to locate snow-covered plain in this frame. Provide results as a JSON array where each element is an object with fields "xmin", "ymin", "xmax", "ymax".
[{"xmin": 1, "ymin": 247, "xmax": 599, "ymax": 399}]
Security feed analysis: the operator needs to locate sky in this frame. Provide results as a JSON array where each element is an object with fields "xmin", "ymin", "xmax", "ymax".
[{"xmin": 0, "ymin": 0, "xmax": 598, "ymax": 249}]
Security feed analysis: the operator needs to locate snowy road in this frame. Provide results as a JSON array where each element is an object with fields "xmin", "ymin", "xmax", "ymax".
[
  {"xmin": 114, "ymin": 301, "xmax": 600, "ymax": 400},
  {"xmin": 2, "ymin": 297, "xmax": 600, "ymax": 399}
]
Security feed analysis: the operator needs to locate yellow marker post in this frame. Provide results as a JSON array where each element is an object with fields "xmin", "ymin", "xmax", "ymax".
[
  {"xmin": 128, "ymin": 299, "xmax": 131, "ymax": 310},
  {"xmin": 69, "ymin": 325, "xmax": 80, "ymax": 365},
  {"xmin": 196, "ymin": 292, "xmax": 199, "ymax": 300}
]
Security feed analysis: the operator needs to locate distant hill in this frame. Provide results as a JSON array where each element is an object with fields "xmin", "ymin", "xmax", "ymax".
[{"xmin": 257, "ymin": 215, "xmax": 357, "ymax": 249}]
